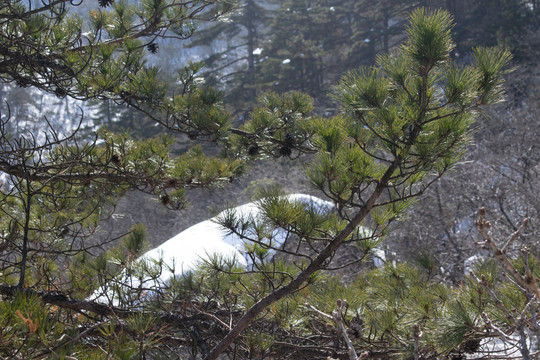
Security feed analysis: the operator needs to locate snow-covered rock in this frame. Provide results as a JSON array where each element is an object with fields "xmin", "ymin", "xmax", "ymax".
[
  {"xmin": 463, "ymin": 251, "xmax": 489, "ymax": 276},
  {"xmin": 0, "ymin": 172, "xmax": 8, "ymax": 192},
  {"xmin": 89, "ymin": 194, "xmax": 335, "ymax": 305},
  {"xmin": 371, "ymin": 247, "xmax": 386, "ymax": 268}
]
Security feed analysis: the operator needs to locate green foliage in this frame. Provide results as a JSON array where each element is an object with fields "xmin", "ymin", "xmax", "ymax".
[
  {"xmin": 0, "ymin": 1, "xmax": 247, "ymax": 355},
  {"xmin": 0, "ymin": 5, "xmax": 519, "ymax": 360},
  {"xmin": 0, "ymin": 130, "xmax": 244, "ymax": 290},
  {"xmin": 473, "ymin": 47, "xmax": 515, "ymax": 104},
  {"xmin": 0, "ymin": 292, "xmax": 65, "ymax": 359},
  {"xmin": 229, "ymin": 91, "xmax": 316, "ymax": 158},
  {"xmin": 404, "ymin": 8, "xmax": 455, "ymax": 69}
]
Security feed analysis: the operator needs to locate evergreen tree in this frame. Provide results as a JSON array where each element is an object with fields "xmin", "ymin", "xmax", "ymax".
[
  {"xmin": 0, "ymin": 1, "xmax": 243, "ymax": 357},
  {"xmin": 206, "ymin": 8, "xmax": 513, "ymax": 359},
  {"xmin": 353, "ymin": 0, "xmax": 418, "ymax": 55},
  {"xmin": 446, "ymin": 0, "xmax": 540, "ymax": 57},
  {"xmin": 186, "ymin": 0, "xmax": 270, "ymax": 115},
  {"xmin": 253, "ymin": 0, "xmax": 341, "ymax": 98},
  {"xmin": 193, "ymin": 0, "xmax": 421, "ymax": 110},
  {"xmin": 0, "ymin": 4, "xmax": 515, "ymax": 360}
]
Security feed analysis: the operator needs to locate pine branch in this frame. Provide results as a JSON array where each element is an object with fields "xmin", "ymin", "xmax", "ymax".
[
  {"xmin": 0, "ymin": 284, "xmax": 233, "ymax": 327},
  {"xmin": 306, "ymin": 299, "xmax": 359, "ymax": 360},
  {"xmin": 475, "ymin": 210, "xmax": 539, "ymax": 299},
  {"xmin": 204, "ymin": 158, "xmax": 402, "ymax": 360}
]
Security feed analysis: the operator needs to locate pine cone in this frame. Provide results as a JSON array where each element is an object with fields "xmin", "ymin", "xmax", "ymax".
[
  {"xmin": 147, "ymin": 43, "xmax": 159, "ymax": 54},
  {"xmin": 279, "ymin": 145, "xmax": 292, "ymax": 157},
  {"xmin": 461, "ymin": 338, "xmax": 481, "ymax": 354},
  {"xmin": 347, "ymin": 316, "xmax": 364, "ymax": 340},
  {"xmin": 248, "ymin": 144, "xmax": 259, "ymax": 156},
  {"xmin": 283, "ymin": 132, "xmax": 295, "ymax": 146},
  {"xmin": 110, "ymin": 153, "xmax": 120, "ymax": 164},
  {"xmin": 98, "ymin": 0, "xmax": 114, "ymax": 7},
  {"xmin": 55, "ymin": 86, "xmax": 67, "ymax": 98}
]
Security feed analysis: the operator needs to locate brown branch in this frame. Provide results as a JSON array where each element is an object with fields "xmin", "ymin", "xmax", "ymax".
[
  {"xmin": 306, "ymin": 299, "xmax": 359, "ymax": 360},
  {"xmin": 475, "ymin": 211, "xmax": 538, "ymax": 299},
  {"xmin": 204, "ymin": 158, "xmax": 401, "ymax": 360},
  {"xmin": 0, "ymin": 284, "xmax": 237, "ymax": 328}
]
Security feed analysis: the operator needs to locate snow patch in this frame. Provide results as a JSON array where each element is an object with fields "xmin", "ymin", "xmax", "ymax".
[
  {"xmin": 463, "ymin": 252, "xmax": 488, "ymax": 275},
  {"xmin": 371, "ymin": 247, "xmax": 386, "ymax": 268},
  {"xmin": 0, "ymin": 172, "xmax": 8, "ymax": 192},
  {"xmin": 89, "ymin": 194, "xmax": 335, "ymax": 305}
]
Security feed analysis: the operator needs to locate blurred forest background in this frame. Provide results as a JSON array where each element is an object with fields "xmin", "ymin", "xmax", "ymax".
[{"xmin": 2, "ymin": 0, "xmax": 539, "ymax": 282}]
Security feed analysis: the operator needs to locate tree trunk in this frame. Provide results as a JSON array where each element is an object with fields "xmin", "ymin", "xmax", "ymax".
[{"xmin": 245, "ymin": 0, "xmax": 256, "ymax": 103}]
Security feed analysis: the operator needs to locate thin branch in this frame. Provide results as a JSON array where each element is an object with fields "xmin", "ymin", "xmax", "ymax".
[{"xmin": 306, "ymin": 300, "xmax": 359, "ymax": 360}]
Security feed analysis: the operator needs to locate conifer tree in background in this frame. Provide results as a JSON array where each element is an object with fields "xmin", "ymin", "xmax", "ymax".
[
  {"xmin": 0, "ymin": 3, "xmax": 516, "ymax": 360},
  {"xmin": 185, "ymin": 0, "xmax": 270, "ymax": 116},
  {"xmin": 251, "ymin": 0, "xmax": 376, "ymax": 101},
  {"xmin": 447, "ymin": 0, "xmax": 539, "ymax": 57},
  {"xmin": 187, "ymin": 0, "xmax": 538, "ymax": 116},
  {"xmin": 254, "ymin": 0, "xmax": 330, "ymax": 96},
  {"xmin": 354, "ymin": 0, "xmax": 418, "ymax": 54},
  {"xmin": 190, "ymin": 0, "xmax": 421, "ymax": 112}
]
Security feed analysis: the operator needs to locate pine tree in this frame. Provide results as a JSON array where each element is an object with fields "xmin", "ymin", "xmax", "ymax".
[
  {"xmin": 253, "ymin": 0, "xmax": 339, "ymax": 98},
  {"xmin": 0, "ymin": 1, "xmax": 243, "ymax": 357},
  {"xmin": 0, "ymin": 4, "xmax": 514, "ymax": 359},
  {"xmin": 197, "ymin": 0, "xmax": 421, "ymax": 110},
  {"xmin": 447, "ymin": 0, "xmax": 539, "ymax": 57},
  {"xmin": 186, "ymin": 0, "xmax": 270, "ymax": 115},
  {"xmin": 206, "ymin": 8, "xmax": 513, "ymax": 359}
]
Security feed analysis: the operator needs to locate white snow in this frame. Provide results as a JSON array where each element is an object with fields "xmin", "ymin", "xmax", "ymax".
[
  {"xmin": 252, "ymin": 48, "xmax": 263, "ymax": 55},
  {"xmin": 89, "ymin": 194, "xmax": 335, "ymax": 305},
  {"xmin": 463, "ymin": 252, "xmax": 488, "ymax": 275},
  {"xmin": 470, "ymin": 332, "xmax": 532, "ymax": 359},
  {"xmin": 282, "ymin": 59, "xmax": 291, "ymax": 64},
  {"xmin": 0, "ymin": 172, "xmax": 8, "ymax": 192},
  {"xmin": 371, "ymin": 247, "xmax": 386, "ymax": 268},
  {"xmin": 148, "ymin": 193, "xmax": 333, "ymax": 276}
]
